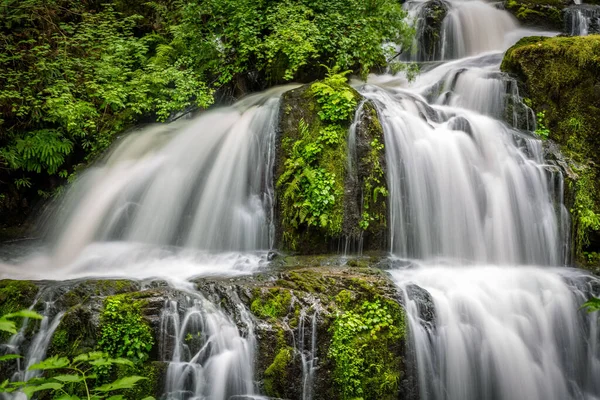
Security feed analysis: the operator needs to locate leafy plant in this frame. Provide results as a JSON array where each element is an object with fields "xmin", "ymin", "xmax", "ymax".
[
  {"xmin": 534, "ymin": 111, "xmax": 550, "ymax": 139},
  {"xmin": 0, "ymin": 352, "xmax": 151, "ymax": 400},
  {"xmin": 329, "ymin": 299, "xmax": 405, "ymax": 399},
  {"xmin": 582, "ymin": 297, "xmax": 600, "ymax": 312},
  {"xmin": 0, "ymin": 310, "xmax": 42, "ymax": 361},
  {"xmin": 98, "ymin": 296, "xmax": 154, "ymax": 363},
  {"xmin": 311, "ymin": 68, "xmax": 358, "ymax": 123}
]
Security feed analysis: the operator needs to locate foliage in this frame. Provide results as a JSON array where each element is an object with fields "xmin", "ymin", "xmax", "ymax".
[
  {"xmin": 250, "ymin": 289, "xmax": 292, "ymax": 320},
  {"xmin": 534, "ymin": 111, "xmax": 550, "ymax": 139},
  {"xmin": 0, "ymin": 0, "xmax": 413, "ymax": 223},
  {"xmin": 572, "ymin": 166, "xmax": 600, "ymax": 255},
  {"xmin": 0, "ymin": 352, "xmax": 151, "ymax": 400},
  {"xmin": 98, "ymin": 296, "xmax": 154, "ymax": 363},
  {"xmin": 278, "ymin": 120, "xmax": 342, "ymax": 231},
  {"xmin": 329, "ymin": 298, "xmax": 405, "ymax": 400},
  {"xmin": 582, "ymin": 297, "xmax": 600, "ymax": 312},
  {"xmin": 311, "ymin": 68, "xmax": 358, "ymax": 122},
  {"xmin": 0, "ymin": 2, "xmax": 211, "ymax": 182}
]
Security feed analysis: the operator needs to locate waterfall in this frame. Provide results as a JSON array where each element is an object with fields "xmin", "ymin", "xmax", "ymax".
[
  {"xmin": 392, "ymin": 265, "xmax": 600, "ymax": 400},
  {"xmin": 1, "ymin": 301, "xmax": 64, "ymax": 400},
  {"xmin": 159, "ymin": 292, "xmax": 256, "ymax": 400},
  {"xmin": 565, "ymin": 5, "xmax": 600, "ymax": 36},
  {"xmin": 371, "ymin": 0, "xmax": 600, "ymax": 398},
  {"xmin": 1, "ymin": 87, "xmax": 294, "ymax": 282},
  {"xmin": 297, "ymin": 308, "xmax": 319, "ymax": 400}
]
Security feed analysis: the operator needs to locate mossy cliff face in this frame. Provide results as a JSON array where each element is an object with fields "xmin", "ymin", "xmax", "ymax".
[
  {"xmin": 275, "ymin": 76, "xmax": 389, "ymax": 253},
  {"xmin": 504, "ymin": 0, "xmax": 570, "ymax": 30},
  {"xmin": 501, "ymin": 35, "xmax": 600, "ymax": 268},
  {"xmin": 0, "ymin": 258, "xmax": 413, "ymax": 399}
]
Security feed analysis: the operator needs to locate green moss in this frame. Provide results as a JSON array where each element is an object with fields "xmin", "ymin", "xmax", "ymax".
[
  {"xmin": 504, "ymin": 0, "xmax": 563, "ymax": 29},
  {"xmin": 0, "ymin": 280, "xmax": 39, "ymax": 341},
  {"xmin": 250, "ymin": 288, "xmax": 292, "ymax": 319},
  {"xmin": 0, "ymin": 280, "xmax": 38, "ymax": 316},
  {"xmin": 328, "ymin": 297, "xmax": 406, "ymax": 400},
  {"xmin": 263, "ymin": 346, "xmax": 294, "ymax": 397}
]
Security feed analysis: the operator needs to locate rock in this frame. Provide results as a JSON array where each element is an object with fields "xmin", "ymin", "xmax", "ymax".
[
  {"xmin": 0, "ymin": 258, "xmax": 417, "ymax": 400},
  {"xmin": 504, "ymin": 0, "xmax": 570, "ymax": 30},
  {"xmin": 413, "ymin": 0, "xmax": 450, "ymax": 61},
  {"xmin": 274, "ymin": 81, "xmax": 389, "ymax": 254}
]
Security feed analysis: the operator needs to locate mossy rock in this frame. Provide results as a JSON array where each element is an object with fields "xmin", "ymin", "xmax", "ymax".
[
  {"xmin": 504, "ymin": 0, "xmax": 569, "ymax": 29},
  {"xmin": 239, "ymin": 264, "xmax": 410, "ymax": 400},
  {"xmin": 501, "ymin": 35, "xmax": 600, "ymax": 267},
  {"xmin": 0, "ymin": 280, "xmax": 39, "ymax": 316},
  {"xmin": 275, "ymin": 82, "xmax": 389, "ymax": 254}
]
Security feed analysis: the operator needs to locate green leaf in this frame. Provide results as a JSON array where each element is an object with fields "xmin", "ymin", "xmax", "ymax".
[
  {"xmin": 0, "ymin": 320, "xmax": 17, "ymax": 334},
  {"xmin": 94, "ymin": 376, "xmax": 147, "ymax": 392},
  {"xmin": 4, "ymin": 310, "xmax": 43, "ymax": 320},
  {"xmin": 28, "ymin": 355, "xmax": 70, "ymax": 370},
  {"xmin": 0, "ymin": 354, "xmax": 22, "ymax": 362},
  {"xmin": 51, "ymin": 374, "xmax": 84, "ymax": 383},
  {"xmin": 22, "ymin": 382, "xmax": 64, "ymax": 398},
  {"xmin": 55, "ymin": 394, "xmax": 81, "ymax": 400},
  {"xmin": 108, "ymin": 357, "xmax": 134, "ymax": 367}
]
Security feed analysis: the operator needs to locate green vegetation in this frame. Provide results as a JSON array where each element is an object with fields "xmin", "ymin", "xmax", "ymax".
[
  {"xmin": 251, "ymin": 288, "xmax": 292, "ymax": 320},
  {"xmin": 277, "ymin": 70, "xmax": 359, "ymax": 249},
  {"xmin": 98, "ymin": 295, "xmax": 154, "ymax": 363},
  {"xmin": 0, "ymin": 352, "xmax": 151, "ymax": 400},
  {"xmin": 359, "ymin": 137, "xmax": 388, "ymax": 231},
  {"xmin": 504, "ymin": 0, "xmax": 563, "ymax": 29},
  {"xmin": 572, "ymin": 167, "xmax": 600, "ymax": 258},
  {"xmin": 0, "ymin": 0, "xmax": 413, "ymax": 226},
  {"xmin": 263, "ymin": 346, "xmax": 294, "ymax": 397},
  {"xmin": 534, "ymin": 111, "xmax": 550, "ymax": 139},
  {"xmin": 329, "ymin": 294, "xmax": 406, "ymax": 400}
]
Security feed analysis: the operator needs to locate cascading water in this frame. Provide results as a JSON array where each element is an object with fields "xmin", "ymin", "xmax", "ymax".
[
  {"xmin": 368, "ymin": 0, "xmax": 600, "ymax": 398},
  {"xmin": 296, "ymin": 308, "xmax": 319, "ymax": 400},
  {"xmin": 159, "ymin": 292, "xmax": 256, "ymax": 400},
  {"xmin": 565, "ymin": 4, "xmax": 600, "ymax": 36},
  {"xmin": 0, "ymin": 87, "xmax": 294, "ymax": 282},
  {"xmin": 1, "ymin": 300, "xmax": 64, "ymax": 400}
]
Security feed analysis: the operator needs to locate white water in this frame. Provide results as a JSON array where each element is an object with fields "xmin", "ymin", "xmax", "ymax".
[
  {"xmin": 376, "ymin": 1, "xmax": 600, "ymax": 399},
  {"xmin": 1, "ymin": 301, "xmax": 64, "ymax": 400},
  {"xmin": 565, "ymin": 5, "xmax": 600, "ymax": 36},
  {"xmin": 392, "ymin": 265, "xmax": 600, "ymax": 400},
  {"xmin": 0, "ymin": 87, "xmax": 296, "ymax": 282},
  {"xmin": 160, "ymin": 292, "xmax": 256, "ymax": 400}
]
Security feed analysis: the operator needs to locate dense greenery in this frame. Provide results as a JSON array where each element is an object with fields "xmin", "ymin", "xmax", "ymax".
[
  {"xmin": 0, "ymin": 0, "xmax": 413, "ymax": 226},
  {"xmin": 329, "ymin": 291, "xmax": 406, "ymax": 400},
  {"xmin": 278, "ymin": 70, "xmax": 357, "ymax": 240},
  {"xmin": 98, "ymin": 295, "xmax": 154, "ymax": 363}
]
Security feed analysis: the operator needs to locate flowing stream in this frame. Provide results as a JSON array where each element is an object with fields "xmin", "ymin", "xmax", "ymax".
[{"xmin": 378, "ymin": 0, "xmax": 600, "ymax": 399}]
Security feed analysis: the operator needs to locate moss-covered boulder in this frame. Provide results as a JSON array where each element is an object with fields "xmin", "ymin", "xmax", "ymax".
[
  {"xmin": 196, "ymin": 257, "xmax": 411, "ymax": 400},
  {"xmin": 275, "ymin": 74, "xmax": 388, "ymax": 253},
  {"xmin": 414, "ymin": 0, "xmax": 449, "ymax": 61},
  {"xmin": 501, "ymin": 35, "xmax": 600, "ymax": 268},
  {"xmin": 504, "ymin": 0, "xmax": 570, "ymax": 30}
]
